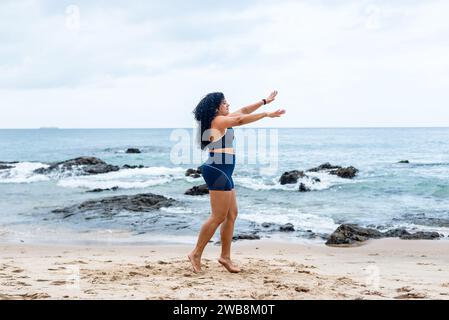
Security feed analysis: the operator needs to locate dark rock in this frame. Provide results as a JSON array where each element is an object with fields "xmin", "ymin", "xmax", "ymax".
[
  {"xmin": 398, "ymin": 160, "xmax": 409, "ymax": 163},
  {"xmin": 306, "ymin": 162, "xmax": 358, "ymax": 179},
  {"xmin": 52, "ymin": 193, "xmax": 175, "ymax": 218},
  {"xmin": 262, "ymin": 222, "xmax": 274, "ymax": 228},
  {"xmin": 280, "ymin": 223, "xmax": 295, "ymax": 232},
  {"xmin": 233, "ymin": 233, "xmax": 260, "ymax": 240},
  {"xmin": 311, "ymin": 177, "xmax": 321, "ymax": 183},
  {"xmin": 279, "ymin": 170, "xmax": 305, "ymax": 185},
  {"xmin": 382, "ymin": 228, "xmax": 410, "ymax": 238},
  {"xmin": 326, "ymin": 224, "xmax": 383, "ymax": 246},
  {"xmin": 307, "ymin": 162, "xmax": 341, "ymax": 172},
  {"xmin": 86, "ymin": 186, "xmax": 119, "ymax": 193},
  {"xmin": 122, "ymin": 164, "xmax": 145, "ymax": 169},
  {"xmin": 185, "ymin": 167, "xmax": 202, "ymax": 178},
  {"xmin": 400, "ymin": 231, "xmax": 441, "ymax": 240},
  {"xmin": 216, "ymin": 233, "xmax": 261, "ymax": 244},
  {"xmin": 126, "ymin": 148, "xmax": 141, "ymax": 154},
  {"xmin": 327, "ymin": 224, "xmax": 443, "ymax": 245},
  {"xmin": 84, "ymin": 164, "xmax": 120, "ymax": 175},
  {"xmin": 34, "ymin": 157, "xmax": 119, "ymax": 176},
  {"xmin": 329, "ymin": 166, "xmax": 359, "ymax": 179},
  {"xmin": 298, "ymin": 183, "xmax": 311, "ymax": 192},
  {"xmin": 184, "ymin": 184, "xmax": 209, "ymax": 196},
  {"xmin": 0, "ymin": 165, "xmax": 14, "ymax": 170}
]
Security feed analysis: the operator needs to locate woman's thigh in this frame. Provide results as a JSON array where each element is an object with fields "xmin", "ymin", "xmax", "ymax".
[{"xmin": 209, "ymin": 190, "xmax": 233, "ymax": 221}]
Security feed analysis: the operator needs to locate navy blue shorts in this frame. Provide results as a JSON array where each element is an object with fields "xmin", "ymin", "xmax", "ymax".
[{"xmin": 200, "ymin": 152, "xmax": 235, "ymax": 191}]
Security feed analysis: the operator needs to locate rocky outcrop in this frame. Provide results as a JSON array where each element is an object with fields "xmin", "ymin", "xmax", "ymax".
[
  {"xmin": 279, "ymin": 170, "xmax": 305, "ymax": 185},
  {"xmin": 326, "ymin": 224, "xmax": 443, "ymax": 246},
  {"xmin": 307, "ymin": 162, "xmax": 341, "ymax": 172},
  {"xmin": 398, "ymin": 160, "xmax": 409, "ymax": 163},
  {"xmin": 86, "ymin": 186, "xmax": 119, "ymax": 193},
  {"xmin": 185, "ymin": 167, "xmax": 202, "ymax": 178},
  {"xmin": 307, "ymin": 162, "xmax": 359, "ymax": 179},
  {"xmin": 122, "ymin": 164, "xmax": 145, "ymax": 169},
  {"xmin": 126, "ymin": 148, "xmax": 141, "ymax": 154},
  {"xmin": 261, "ymin": 222, "xmax": 275, "ymax": 228},
  {"xmin": 279, "ymin": 163, "xmax": 358, "ymax": 187},
  {"xmin": 34, "ymin": 157, "xmax": 119, "ymax": 176},
  {"xmin": 326, "ymin": 224, "xmax": 383, "ymax": 245},
  {"xmin": 184, "ymin": 184, "xmax": 209, "ymax": 196},
  {"xmin": 52, "ymin": 193, "xmax": 175, "ymax": 218},
  {"xmin": 329, "ymin": 166, "xmax": 358, "ymax": 179},
  {"xmin": 232, "ymin": 233, "xmax": 260, "ymax": 240},
  {"xmin": 382, "ymin": 228, "xmax": 410, "ymax": 238},
  {"xmin": 0, "ymin": 161, "xmax": 18, "ymax": 170},
  {"xmin": 298, "ymin": 183, "xmax": 311, "ymax": 192},
  {"xmin": 280, "ymin": 223, "xmax": 295, "ymax": 232},
  {"xmin": 400, "ymin": 231, "xmax": 441, "ymax": 240}
]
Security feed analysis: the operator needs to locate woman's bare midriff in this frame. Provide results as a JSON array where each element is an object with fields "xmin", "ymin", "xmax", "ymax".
[{"xmin": 208, "ymin": 147, "xmax": 234, "ymax": 154}]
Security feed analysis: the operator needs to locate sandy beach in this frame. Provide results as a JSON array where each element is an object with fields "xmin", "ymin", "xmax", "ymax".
[{"xmin": 1, "ymin": 239, "xmax": 449, "ymax": 300}]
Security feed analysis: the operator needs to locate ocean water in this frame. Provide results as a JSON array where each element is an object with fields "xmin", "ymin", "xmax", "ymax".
[{"xmin": 1, "ymin": 128, "xmax": 448, "ymax": 245}]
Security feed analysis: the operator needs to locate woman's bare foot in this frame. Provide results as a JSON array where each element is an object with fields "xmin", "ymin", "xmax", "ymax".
[
  {"xmin": 187, "ymin": 252, "xmax": 202, "ymax": 273},
  {"xmin": 218, "ymin": 257, "xmax": 241, "ymax": 273}
]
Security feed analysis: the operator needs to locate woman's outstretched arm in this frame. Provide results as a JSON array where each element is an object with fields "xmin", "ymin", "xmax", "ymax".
[
  {"xmin": 214, "ymin": 109, "xmax": 285, "ymax": 128},
  {"xmin": 230, "ymin": 90, "xmax": 278, "ymax": 115}
]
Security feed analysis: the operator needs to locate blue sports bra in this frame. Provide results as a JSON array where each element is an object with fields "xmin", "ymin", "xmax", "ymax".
[{"xmin": 208, "ymin": 127, "xmax": 235, "ymax": 150}]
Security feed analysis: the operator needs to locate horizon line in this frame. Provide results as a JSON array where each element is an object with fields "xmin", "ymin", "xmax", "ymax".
[{"xmin": 1, "ymin": 126, "xmax": 449, "ymax": 130}]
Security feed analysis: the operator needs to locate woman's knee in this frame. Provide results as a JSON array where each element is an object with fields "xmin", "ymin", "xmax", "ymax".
[
  {"xmin": 210, "ymin": 212, "xmax": 228, "ymax": 225},
  {"xmin": 227, "ymin": 209, "xmax": 238, "ymax": 222}
]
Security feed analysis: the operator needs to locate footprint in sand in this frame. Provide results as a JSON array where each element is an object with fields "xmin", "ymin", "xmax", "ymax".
[
  {"xmin": 294, "ymin": 286, "xmax": 310, "ymax": 293},
  {"xmin": 295, "ymin": 268, "xmax": 313, "ymax": 275},
  {"xmin": 12, "ymin": 268, "xmax": 25, "ymax": 273},
  {"xmin": 396, "ymin": 286, "xmax": 413, "ymax": 293},
  {"xmin": 362, "ymin": 290, "xmax": 384, "ymax": 297},
  {"xmin": 84, "ymin": 289, "xmax": 96, "ymax": 295},
  {"xmin": 0, "ymin": 293, "xmax": 50, "ymax": 300},
  {"xmin": 128, "ymin": 271, "xmax": 148, "ymax": 277},
  {"xmin": 47, "ymin": 267, "xmax": 66, "ymax": 271},
  {"xmin": 394, "ymin": 292, "xmax": 427, "ymax": 299},
  {"xmin": 16, "ymin": 281, "xmax": 31, "ymax": 287},
  {"xmin": 65, "ymin": 260, "xmax": 88, "ymax": 265},
  {"xmin": 336, "ymin": 277, "xmax": 356, "ymax": 285}
]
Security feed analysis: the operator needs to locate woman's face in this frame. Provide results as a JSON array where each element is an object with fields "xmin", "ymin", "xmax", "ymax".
[{"xmin": 217, "ymin": 99, "xmax": 230, "ymax": 116}]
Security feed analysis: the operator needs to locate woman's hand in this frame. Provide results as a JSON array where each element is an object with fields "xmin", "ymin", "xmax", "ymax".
[
  {"xmin": 265, "ymin": 90, "xmax": 278, "ymax": 104},
  {"xmin": 266, "ymin": 108, "xmax": 286, "ymax": 118}
]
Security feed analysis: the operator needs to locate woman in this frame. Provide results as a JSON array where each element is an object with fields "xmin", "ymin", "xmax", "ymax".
[{"xmin": 188, "ymin": 90, "xmax": 285, "ymax": 273}]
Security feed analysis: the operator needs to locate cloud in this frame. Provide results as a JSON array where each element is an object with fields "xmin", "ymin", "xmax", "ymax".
[{"xmin": 1, "ymin": 0, "xmax": 449, "ymax": 127}]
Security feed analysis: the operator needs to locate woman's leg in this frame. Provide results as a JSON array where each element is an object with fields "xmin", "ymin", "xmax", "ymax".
[
  {"xmin": 188, "ymin": 190, "xmax": 232, "ymax": 273},
  {"xmin": 218, "ymin": 189, "xmax": 241, "ymax": 273}
]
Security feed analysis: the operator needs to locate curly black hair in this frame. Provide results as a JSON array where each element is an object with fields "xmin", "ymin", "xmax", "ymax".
[{"xmin": 192, "ymin": 92, "xmax": 225, "ymax": 150}]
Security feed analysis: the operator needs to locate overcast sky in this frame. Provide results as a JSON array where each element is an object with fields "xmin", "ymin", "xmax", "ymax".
[{"xmin": 1, "ymin": 0, "xmax": 449, "ymax": 128}]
